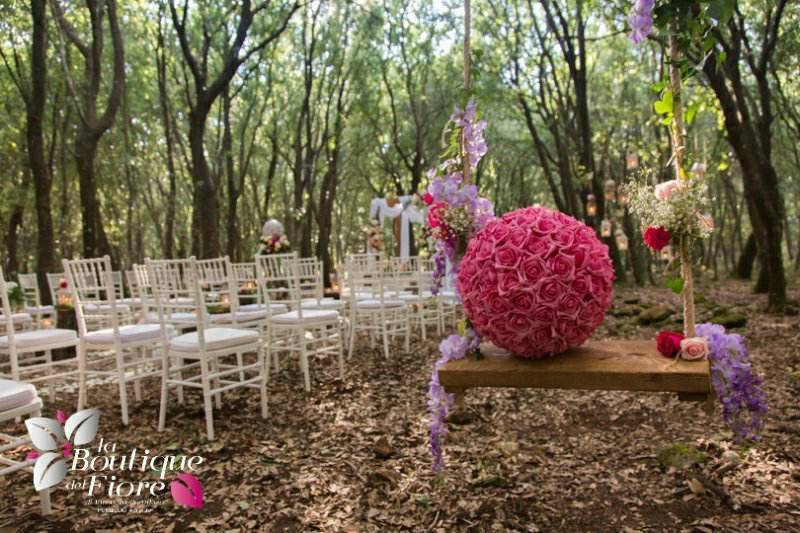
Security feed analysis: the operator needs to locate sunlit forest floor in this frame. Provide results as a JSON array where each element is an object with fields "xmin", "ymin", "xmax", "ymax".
[{"xmin": 1, "ymin": 279, "xmax": 799, "ymax": 532}]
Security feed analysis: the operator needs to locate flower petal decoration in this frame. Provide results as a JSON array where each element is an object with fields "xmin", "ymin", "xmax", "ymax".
[
  {"xmin": 170, "ymin": 473, "xmax": 204, "ymax": 509},
  {"xmin": 458, "ymin": 206, "xmax": 614, "ymax": 358}
]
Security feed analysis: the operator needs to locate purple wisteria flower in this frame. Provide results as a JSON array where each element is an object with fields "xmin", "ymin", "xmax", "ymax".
[
  {"xmin": 696, "ymin": 323, "xmax": 767, "ymax": 441},
  {"xmin": 428, "ymin": 331, "xmax": 476, "ymax": 472},
  {"xmin": 629, "ymin": 0, "xmax": 654, "ymax": 44},
  {"xmin": 451, "ymin": 100, "xmax": 488, "ymax": 169}
]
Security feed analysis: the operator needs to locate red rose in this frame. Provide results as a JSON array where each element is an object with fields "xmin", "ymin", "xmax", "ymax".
[
  {"xmin": 423, "ymin": 192, "xmax": 434, "ymax": 205},
  {"xmin": 643, "ymin": 226, "xmax": 672, "ymax": 251},
  {"xmin": 59, "ymin": 279, "xmax": 68, "ymax": 289},
  {"xmin": 656, "ymin": 330, "xmax": 685, "ymax": 358}
]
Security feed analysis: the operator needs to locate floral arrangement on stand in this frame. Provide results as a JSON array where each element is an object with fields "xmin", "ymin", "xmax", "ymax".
[
  {"xmin": 258, "ymin": 233, "xmax": 291, "ymax": 255},
  {"xmin": 425, "ymin": 99, "xmax": 494, "ymax": 472}
]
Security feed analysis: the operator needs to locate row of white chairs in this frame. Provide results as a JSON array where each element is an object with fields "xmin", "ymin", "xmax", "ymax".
[{"xmin": 1, "ymin": 253, "xmax": 460, "ymax": 441}]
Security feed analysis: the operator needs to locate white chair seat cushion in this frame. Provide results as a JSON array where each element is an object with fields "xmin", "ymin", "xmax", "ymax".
[
  {"xmin": 239, "ymin": 303, "xmax": 289, "ymax": 314},
  {"xmin": 170, "ymin": 328, "xmax": 259, "ymax": 353},
  {"xmin": 270, "ymin": 309, "xmax": 339, "ymax": 324},
  {"xmin": 0, "ymin": 313, "xmax": 32, "ymax": 324},
  {"xmin": 24, "ymin": 305, "xmax": 54, "ymax": 315},
  {"xmin": 85, "ymin": 324, "xmax": 173, "ymax": 345},
  {"xmin": 84, "ymin": 303, "xmax": 131, "ymax": 313},
  {"xmin": 145, "ymin": 312, "xmax": 197, "ymax": 324},
  {"xmin": 301, "ymin": 298, "xmax": 344, "ymax": 310},
  {"xmin": 0, "ymin": 379, "xmax": 38, "ymax": 413},
  {"xmin": 118, "ymin": 297, "xmax": 142, "ymax": 305},
  {"xmin": 209, "ymin": 310, "xmax": 268, "ymax": 323},
  {"xmin": 356, "ymin": 299, "xmax": 405, "ymax": 309},
  {"xmin": 397, "ymin": 294, "xmax": 421, "ymax": 302},
  {"xmin": 0, "ymin": 328, "xmax": 77, "ymax": 349}
]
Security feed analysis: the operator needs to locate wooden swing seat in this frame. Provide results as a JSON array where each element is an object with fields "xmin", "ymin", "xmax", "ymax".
[{"xmin": 439, "ymin": 340, "xmax": 712, "ymax": 404}]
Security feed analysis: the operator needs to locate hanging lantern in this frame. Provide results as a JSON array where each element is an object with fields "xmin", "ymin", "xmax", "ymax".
[
  {"xmin": 586, "ymin": 194, "xmax": 597, "ymax": 217},
  {"xmin": 660, "ymin": 245, "xmax": 673, "ymax": 261},
  {"xmin": 626, "ymin": 152, "xmax": 640, "ymax": 170},
  {"xmin": 615, "ymin": 230, "xmax": 629, "ymax": 251},
  {"xmin": 617, "ymin": 189, "xmax": 627, "ymax": 206},
  {"xmin": 604, "ymin": 179, "xmax": 617, "ymax": 201},
  {"xmin": 601, "ymin": 219, "xmax": 612, "ymax": 237},
  {"xmin": 690, "ymin": 162, "xmax": 707, "ymax": 179},
  {"xmin": 56, "ymin": 288, "xmax": 73, "ymax": 308}
]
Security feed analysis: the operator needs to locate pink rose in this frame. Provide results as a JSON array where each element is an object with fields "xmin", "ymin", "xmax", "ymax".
[
  {"xmin": 486, "ymin": 295, "xmax": 509, "ymax": 315},
  {"xmin": 533, "ymin": 305, "xmax": 556, "ymax": 325},
  {"xmin": 508, "ymin": 312, "xmax": 533, "ymax": 333},
  {"xmin": 510, "ymin": 291, "xmax": 535, "ymax": 312},
  {"xmin": 508, "ymin": 228, "xmax": 528, "ymax": 248},
  {"xmin": 521, "ymin": 256, "xmax": 546, "ymax": 282},
  {"xmin": 491, "ymin": 223, "xmax": 511, "ymax": 242},
  {"xmin": 534, "ymin": 216, "xmax": 558, "ymax": 235},
  {"xmin": 498, "ymin": 272, "xmax": 520, "ymax": 295},
  {"xmin": 548, "ymin": 255, "xmax": 575, "ymax": 280},
  {"xmin": 526, "ymin": 236, "xmax": 554, "ymax": 259},
  {"xmin": 537, "ymin": 280, "xmax": 562, "ymax": 303},
  {"xmin": 495, "ymin": 245, "xmax": 521, "ymax": 269},
  {"xmin": 571, "ymin": 274, "xmax": 591, "ymax": 295},
  {"xmin": 680, "ymin": 337, "xmax": 709, "ymax": 361},
  {"xmin": 559, "ymin": 293, "xmax": 582, "ymax": 316},
  {"xmin": 550, "ymin": 228, "xmax": 575, "ymax": 248},
  {"xmin": 654, "ymin": 179, "xmax": 682, "ymax": 201},
  {"xmin": 475, "ymin": 238, "xmax": 495, "ymax": 262}
]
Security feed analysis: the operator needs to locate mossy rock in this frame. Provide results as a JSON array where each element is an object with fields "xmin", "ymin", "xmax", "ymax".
[
  {"xmin": 656, "ymin": 442, "xmax": 707, "ymax": 469},
  {"xmin": 611, "ymin": 305, "xmax": 640, "ymax": 318},
  {"xmin": 637, "ymin": 306, "xmax": 673, "ymax": 325},
  {"xmin": 712, "ymin": 311, "xmax": 747, "ymax": 329}
]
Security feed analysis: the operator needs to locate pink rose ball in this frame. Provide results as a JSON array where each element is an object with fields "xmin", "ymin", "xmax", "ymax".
[{"xmin": 457, "ymin": 206, "xmax": 615, "ymax": 358}]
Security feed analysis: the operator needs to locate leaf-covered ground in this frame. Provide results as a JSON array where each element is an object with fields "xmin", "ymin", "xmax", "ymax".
[{"xmin": 1, "ymin": 279, "xmax": 799, "ymax": 532}]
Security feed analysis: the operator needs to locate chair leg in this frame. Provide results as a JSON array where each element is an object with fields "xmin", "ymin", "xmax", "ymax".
[
  {"xmin": 158, "ymin": 352, "xmax": 169, "ymax": 432},
  {"xmin": 176, "ymin": 357, "xmax": 185, "ymax": 405},
  {"xmin": 336, "ymin": 322, "xmax": 344, "ymax": 379},
  {"xmin": 116, "ymin": 347, "xmax": 129, "ymax": 426},
  {"xmin": 382, "ymin": 319, "xmax": 390, "ymax": 359},
  {"xmin": 348, "ymin": 312, "xmax": 357, "ymax": 359},
  {"xmin": 77, "ymin": 342, "xmax": 87, "ymax": 411},
  {"xmin": 212, "ymin": 358, "xmax": 222, "ymax": 410},
  {"xmin": 200, "ymin": 357, "xmax": 215, "ymax": 441},
  {"xmin": 236, "ymin": 351, "xmax": 245, "ymax": 383},
  {"xmin": 133, "ymin": 348, "xmax": 142, "ymax": 403},
  {"xmin": 405, "ymin": 313, "xmax": 411, "ymax": 352},
  {"xmin": 45, "ymin": 350, "xmax": 55, "ymax": 399},
  {"xmin": 299, "ymin": 329, "xmax": 311, "ymax": 392},
  {"xmin": 259, "ymin": 346, "xmax": 268, "ymax": 419}
]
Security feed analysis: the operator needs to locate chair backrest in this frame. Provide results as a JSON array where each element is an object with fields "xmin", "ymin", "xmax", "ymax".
[
  {"xmin": 293, "ymin": 257, "xmax": 323, "ymax": 301},
  {"xmin": 17, "ymin": 273, "xmax": 41, "ymax": 307},
  {"xmin": 196, "ymin": 256, "xmax": 240, "ymax": 312},
  {"xmin": 146, "ymin": 257, "xmax": 206, "ymax": 332},
  {"xmin": 254, "ymin": 253, "xmax": 302, "ymax": 311},
  {"xmin": 62, "ymin": 256, "xmax": 124, "ymax": 336},
  {"xmin": 231, "ymin": 262, "xmax": 256, "ymax": 283},
  {"xmin": 111, "ymin": 271, "xmax": 124, "ymax": 299},
  {"xmin": 0, "ymin": 267, "xmax": 19, "ymax": 342},
  {"xmin": 345, "ymin": 257, "xmax": 393, "ymax": 304}
]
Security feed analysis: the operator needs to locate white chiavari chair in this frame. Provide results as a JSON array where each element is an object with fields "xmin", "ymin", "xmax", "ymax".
[
  {"xmin": 63, "ymin": 256, "xmax": 165, "ymax": 425},
  {"xmin": 393, "ymin": 257, "xmax": 442, "ymax": 340},
  {"xmin": 147, "ymin": 257, "xmax": 267, "ymax": 440},
  {"xmin": 17, "ymin": 274, "xmax": 55, "ymax": 328},
  {"xmin": 345, "ymin": 258, "xmax": 410, "ymax": 359},
  {"xmin": 196, "ymin": 256, "xmax": 270, "ymax": 333},
  {"xmin": 1, "ymin": 267, "xmax": 82, "ymax": 406},
  {"xmin": 256, "ymin": 253, "xmax": 343, "ymax": 391},
  {"xmin": 0, "ymin": 379, "xmax": 51, "ymax": 514}
]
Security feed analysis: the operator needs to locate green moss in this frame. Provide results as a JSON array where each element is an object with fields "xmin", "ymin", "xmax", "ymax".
[{"xmin": 656, "ymin": 442, "xmax": 707, "ymax": 469}]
